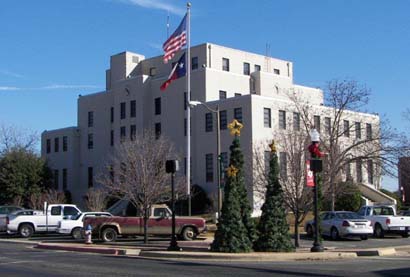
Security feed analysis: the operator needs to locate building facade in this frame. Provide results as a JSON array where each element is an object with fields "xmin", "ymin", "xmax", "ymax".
[{"xmin": 41, "ymin": 43, "xmax": 381, "ymax": 211}]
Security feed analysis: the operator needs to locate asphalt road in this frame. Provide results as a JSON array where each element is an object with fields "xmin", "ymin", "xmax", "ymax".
[{"xmin": 0, "ymin": 241, "xmax": 410, "ymax": 276}]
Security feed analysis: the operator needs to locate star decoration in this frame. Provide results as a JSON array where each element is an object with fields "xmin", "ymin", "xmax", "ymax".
[
  {"xmin": 228, "ymin": 119, "xmax": 244, "ymax": 136},
  {"xmin": 269, "ymin": 140, "xmax": 276, "ymax": 153},
  {"xmin": 226, "ymin": 165, "xmax": 239, "ymax": 177}
]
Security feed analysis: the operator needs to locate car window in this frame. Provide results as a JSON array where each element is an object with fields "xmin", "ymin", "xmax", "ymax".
[
  {"xmin": 381, "ymin": 207, "xmax": 394, "ymax": 216},
  {"xmin": 51, "ymin": 206, "xmax": 62, "ymax": 216},
  {"xmin": 357, "ymin": 207, "xmax": 365, "ymax": 216},
  {"xmin": 153, "ymin": 208, "xmax": 169, "ymax": 217},
  {"xmin": 64, "ymin": 206, "xmax": 80, "ymax": 217},
  {"xmin": 335, "ymin": 212, "xmax": 364, "ymax": 219},
  {"xmin": 321, "ymin": 213, "xmax": 329, "ymax": 221}
]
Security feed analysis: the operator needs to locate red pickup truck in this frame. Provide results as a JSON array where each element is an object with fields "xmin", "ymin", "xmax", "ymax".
[{"xmin": 84, "ymin": 204, "xmax": 207, "ymax": 242}]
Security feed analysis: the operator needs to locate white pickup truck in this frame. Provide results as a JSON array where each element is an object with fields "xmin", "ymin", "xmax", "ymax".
[
  {"xmin": 7, "ymin": 204, "xmax": 81, "ymax": 238},
  {"xmin": 357, "ymin": 205, "xmax": 410, "ymax": 238}
]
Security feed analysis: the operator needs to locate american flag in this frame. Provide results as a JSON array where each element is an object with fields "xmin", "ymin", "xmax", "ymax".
[{"xmin": 163, "ymin": 14, "xmax": 187, "ymax": 64}]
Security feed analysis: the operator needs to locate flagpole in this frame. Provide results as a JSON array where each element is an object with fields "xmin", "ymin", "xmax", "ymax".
[{"xmin": 186, "ymin": 2, "xmax": 191, "ymax": 216}]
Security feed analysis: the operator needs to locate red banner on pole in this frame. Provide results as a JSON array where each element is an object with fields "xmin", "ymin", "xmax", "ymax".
[{"xmin": 306, "ymin": 160, "xmax": 314, "ymax": 187}]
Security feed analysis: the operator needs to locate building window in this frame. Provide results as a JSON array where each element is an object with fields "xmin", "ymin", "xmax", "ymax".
[
  {"xmin": 219, "ymin": 90, "xmax": 227, "ymax": 100},
  {"xmin": 130, "ymin": 100, "xmax": 136, "ymax": 118},
  {"xmin": 219, "ymin": 110, "xmax": 227, "ymax": 130},
  {"xmin": 205, "ymin": 113, "xmax": 213, "ymax": 132},
  {"xmin": 54, "ymin": 137, "xmax": 59, "ymax": 152},
  {"xmin": 192, "ymin": 57, "xmax": 198, "ymax": 70},
  {"xmin": 356, "ymin": 160, "xmax": 363, "ymax": 183},
  {"xmin": 46, "ymin": 139, "xmax": 51, "ymax": 153},
  {"xmin": 345, "ymin": 163, "xmax": 352, "ymax": 181},
  {"xmin": 264, "ymin": 108, "xmax": 271, "ymax": 128},
  {"xmin": 110, "ymin": 107, "xmax": 114, "ymax": 123},
  {"xmin": 274, "ymin": 68, "xmax": 280, "ymax": 75},
  {"xmin": 54, "ymin": 169, "xmax": 59, "ymax": 190},
  {"xmin": 130, "ymin": 125, "xmax": 136, "ymax": 141},
  {"xmin": 367, "ymin": 160, "xmax": 374, "ymax": 184},
  {"xmin": 279, "ymin": 152, "xmax": 287, "ymax": 179},
  {"xmin": 366, "ymin": 123, "xmax": 372, "ymax": 140},
  {"xmin": 314, "ymin": 115, "xmax": 321, "ymax": 132},
  {"xmin": 63, "ymin": 136, "xmax": 68, "ymax": 152},
  {"xmin": 109, "ymin": 165, "xmax": 114, "ymax": 183},
  {"xmin": 243, "ymin": 62, "xmax": 250, "ymax": 75},
  {"xmin": 110, "ymin": 130, "xmax": 114, "ymax": 146},
  {"xmin": 222, "ymin": 58, "xmax": 229, "ymax": 71},
  {"xmin": 206, "ymin": 153, "xmax": 213, "ymax": 182},
  {"xmin": 293, "ymin": 112, "xmax": 300, "ymax": 131},
  {"xmin": 234, "ymin": 93, "xmax": 242, "ymax": 97},
  {"xmin": 88, "ymin": 111, "xmax": 94, "ymax": 127},
  {"xmin": 184, "ymin": 92, "xmax": 187, "ymax": 110},
  {"xmin": 234, "ymin": 108, "xmax": 243, "ymax": 123},
  {"xmin": 355, "ymin": 122, "xmax": 361, "ymax": 139},
  {"xmin": 279, "ymin": 110, "xmax": 286, "ymax": 130},
  {"xmin": 149, "ymin": 67, "xmax": 156, "ymax": 76},
  {"xmin": 62, "ymin": 168, "xmax": 67, "ymax": 190},
  {"xmin": 120, "ymin": 102, "xmax": 126, "ymax": 119},
  {"xmin": 254, "ymin": 64, "xmax": 261, "ymax": 72},
  {"xmin": 344, "ymin": 120, "xmax": 350, "ymax": 137},
  {"xmin": 155, "ymin": 97, "xmax": 161, "ymax": 115},
  {"xmin": 88, "ymin": 134, "xmax": 93, "ymax": 149},
  {"xmin": 325, "ymin": 117, "xmax": 331, "ymax": 135},
  {"xmin": 220, "ymin": 152, "xmax": 228, "ymax": 182},
  {"xmin": 155, "ymin": 123, "xmax": 161, "ymax": 139},
  {"xmin": 120, "ymin": 126, "xmax": 126, "ymax": 143},
  {"xmin": 88, "ymin": 167, "xmax": 93, "ymax": 188}
]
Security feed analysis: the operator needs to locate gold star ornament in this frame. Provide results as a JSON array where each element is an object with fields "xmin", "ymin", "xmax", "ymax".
[
  {"xmin": 228, "ymin": 119, "xmax": 244, "ymax": 136},
  {"xmin": 269, "ymin": 140, "xmax": 276, "ymax": 153},
  {"xmin": 226, "ymin": 165, "xmax": 239, "ymax": 177}
]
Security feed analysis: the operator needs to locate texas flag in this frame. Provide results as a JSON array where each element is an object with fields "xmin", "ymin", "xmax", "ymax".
[{"xmin": 160, "ymin": 53, "xmax": 186, "ymax": 91}]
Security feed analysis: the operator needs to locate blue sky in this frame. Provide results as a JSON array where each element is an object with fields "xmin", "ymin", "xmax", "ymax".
[{"xmin": 1, "ymin": 0, "xmax": 409, "ymax": 191}]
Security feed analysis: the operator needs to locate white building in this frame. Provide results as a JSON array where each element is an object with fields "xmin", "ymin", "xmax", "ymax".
[{"xmin": 41, "ymin": 43, "xmax": 386, "ymax": 210}]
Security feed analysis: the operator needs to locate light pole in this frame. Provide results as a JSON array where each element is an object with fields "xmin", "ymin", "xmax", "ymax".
[
  {"xmin": 308, "ymin": 129, "xmax": 324, "ymax": 253},
  {"xmin": 189, "ymin": 101, "xmax": 222, "ymax": 219}
]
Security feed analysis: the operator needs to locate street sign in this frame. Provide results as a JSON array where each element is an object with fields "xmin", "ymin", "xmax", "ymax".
[{"xmin": 306, "ymin": 160, "xmax": 314, "ymax": 187}]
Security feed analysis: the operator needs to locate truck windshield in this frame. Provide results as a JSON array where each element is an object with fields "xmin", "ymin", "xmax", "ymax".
[{"xmin": 373, "ymin": 207, "xmax": 394, "ymax": 216}]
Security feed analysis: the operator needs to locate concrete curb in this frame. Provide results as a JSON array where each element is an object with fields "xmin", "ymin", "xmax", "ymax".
[
  {"xmin": 351, "ymin": 247, "xmax": 397, "ymax": 257},
  {"xmin": 0, "ymin": 238, "xmax": 39, "ymax": 245},
  {"xmin": 35, "ymin": 243, "xmax": 141, "ymax": 256}
]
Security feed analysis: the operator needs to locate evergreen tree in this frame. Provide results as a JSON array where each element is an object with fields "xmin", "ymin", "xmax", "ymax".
[{"xmin": 254, "ymin": 141, "xmax": 294, "ymax": 252}]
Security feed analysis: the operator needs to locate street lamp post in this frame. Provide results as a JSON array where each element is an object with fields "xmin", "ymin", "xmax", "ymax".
[{"xmin": 189, "ymin": 101, "xmax": 222, "ymax": 218}]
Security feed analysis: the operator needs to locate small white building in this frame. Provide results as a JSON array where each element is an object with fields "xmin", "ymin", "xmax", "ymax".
[{"xmin": 41, "ymin": 43, "xmax": 383, "ymax": 211}]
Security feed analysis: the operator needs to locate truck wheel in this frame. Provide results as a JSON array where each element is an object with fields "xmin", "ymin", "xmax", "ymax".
[
  {"xmin": 182, "ymin": 226, "xmax": 196, "ymax": 241},
  {"xmin": 19, "ymin": 224, "xmax": 34, "ymax": 238},
  {"xmin": 102, "ymin": 227, "xmax": 117, "ymax": 242},
  {"xmin": 331, "ymin": 227, "xmax": 339, "ymax": 241},
  {"xmin": 401, "ymin": 233, "xmax": 409, "ymax": 238},
  {"xmin": 71, "ymin": 227, "xmax": 83, "ymax": 240},
  {"xmin": 374, "ymin": 224, "xmax": 384, "ymax": 238},
  {"xmin": 360, "ymin": 235, "xmax": 368, "ymax": 240}
]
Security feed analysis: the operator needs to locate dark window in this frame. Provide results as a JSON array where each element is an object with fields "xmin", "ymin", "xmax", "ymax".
[
  {"xmin": 366, "ymin": 123, "xmax": 372, "ymax": 139},
  {"xmin": 356, "ymin": 160, "xmax": 363, "ymax": 183},
  {"xmin": 155, "ymin": 97, "xmax": 161, "ymax": 115},
  {"xmin": 206, "ymin": 153, "xmax": 213, "ymax": 182},
  {"xmin": 184, "ymin": 92, "xmax": 187, "ymax": 110},
  {"xmin": 62, "ymin": 168, "xmax": 67, "ymax": 190},
  {"xmin": 264, "ymin": 108, "xmax": 271, "ymax": 128},
  {"xmin": 46, "ymin": 139, "xmax": 51, "ymax": 153},
  {"xmin": 192, "ymin": 57, "xmax": 198, "ymax": 70},
  {"xmin": 51, "ymin": 206, "xmax": 61, "ymax": 216},
  {"xmin": 88, "ymin": 134, "xmax": 93, "ymax": 149},
  {"xmin": 205, "ymin": 113, "xmax": 213, "ymax": 132},
  {"xmin": 314, "ymin": 115, "xmax": 321, "ymax": 132},
  {"xmin": 355, "ymin": 122, "xmax": 361, "ymax": 139},
  {"xmin": 293, "ymin": 112, "xmax": 300, "ymax": 131},
  {"xmin": 279, "ymin": 110, "xmax": 286, "ymax": 129},
  {"xmin": 325, "ymin": 117, "xmax": 331, "ymax": 135},
  {"xmin": 130, "ymin": 125, "xmax": 136, "ymax": 141},
  {"xmin": 63, "ymin": 136, "xmax": 68, "ymax": 152},
  {"xmin": 54, "ymin": 137, "xmax": 59, "ymax": 152},
  {"xmin": 110, "ymin": 107, "xmax": 114, "ymax": 123},
  {"xmin": 274, "ymin": 68, "xmax": 280, "ymax": 75},
  {"xmin": 234, "ymin": 108, "xmax": 243, "ymax": 123},
  {"xmin": 88, "ymin": 167, "xmax": 93, "ymax": 188},
  {"xmin": 54, "ymin": 169, "xmax": 59, "ymax": 189},
  {"xmin": 110, "ymin": 130, "xmax": 114, "ymax": 146},
  {"xmin": 345, "ymin": 163, "xmax": 352, "ymax": 181},
  {"xmin": 109, "ymin": 165, "xmax": 114, "ymax": 183},
  {"xmin": 184, "ymin": 118, "xmax": 187, "ymax": 137},
  {"xmin": 63, "ymin": 206, "xmax": 79, "ymax": 217},
  {"xmin": 219, "ymin": 90, "xmax": 227, "ymax": 100},
  {"xmin": 234, "ymin": 93, "xmax": 241, "ymax": 97},
  {"xmin": 130, "ymin": 100, "xmax": 136, "ymax": 118},
  {"xmin": 367, "ymin": 160, "xmax": 374, "ymax": 184},
  {"xmin": 254, "ymin": 64, "xmax": 261, "ymax": 71},
  {"xmin": 222, "ymin": 58, "xmax": 229, "ymax": 71},
  {"xmin": 219, "ymin": 110, "xmax": 227, "ymax": 130},
  {"xmin": 149, "ymin": 67, "xmax": 156, "ymax": 76},
  {"xmin": 155, "ymin": 123, "xmax": 161, "ymax": 139},
  {"xmin": 279, "ymin": 152, "xmax": 287, "ymax": 179},
  {"xmin": 120, "ymin": 126, "xmax": 126, "ymax": 143},
  {"xmin": 243, "ymin": 62, "xmax": 250, "ymax": 75},
  {"xmin": 120, "ymin": 102, "xmax": 126, "ymax": 119},
  {"xmin": 88, "ymin": 111, "xmax": 94, "ymax": 127},
  {"xmin": 220, "ymin": 152, "xmax": 228, "ymax": 182},
  {"xmin": 344, "ymin": 120, "xmax": 350, "ymax": 137}
]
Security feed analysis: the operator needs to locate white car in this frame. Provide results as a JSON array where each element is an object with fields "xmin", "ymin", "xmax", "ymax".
[{"xmin": 57, "ymin": 212, "xmax": 112, "ymax": 240}]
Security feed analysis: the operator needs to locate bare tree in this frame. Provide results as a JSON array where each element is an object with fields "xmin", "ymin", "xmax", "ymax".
[
  {"xmin": 97, "ymin": 130, "xmax": 183, "ymax": 244},
  {"xmin": 0, "ymin": 124, "xmax": 38, "ymax": 154},
  {"xmin": 42, "ymin": 189, "xmax": 66, "ymax": 204},
  {"xmin": 84, "ymin": 188, "xmax": 108, "ymax": 212}
]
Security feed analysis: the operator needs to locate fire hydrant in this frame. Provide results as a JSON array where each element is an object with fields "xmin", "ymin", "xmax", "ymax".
[{"xmin": 85, "ymin": 224, "xmax": 93, "ymax": 244}]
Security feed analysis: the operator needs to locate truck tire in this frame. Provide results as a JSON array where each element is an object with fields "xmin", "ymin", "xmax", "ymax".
[
  {"xmin": 374, "ymin": 223, "xmax": 384, "ymax": 238},
  {"xmin": 330, "ymin": 227, "xmax": 340, "ymax": 240},
  {"xmin": 71, "ymin": 227, "xmax": 83, "ymax": 240},
  {"xmin": 102, "ymin": 227, "xmax": 118, "ymax": 242},
  {"xmin": 19, "ymin": 223, "xmax": 34, "ymax": 238},
  {"xmin": 360, "ymin": 235, "xmax": 368, "ymax": 240},
  {"xmin": 401, "ymin": 233, "xmax": 409, "ymax": 238},
  {"xmin": 182, "ymin": 226, "xmax": 196, "ymax": 241}
]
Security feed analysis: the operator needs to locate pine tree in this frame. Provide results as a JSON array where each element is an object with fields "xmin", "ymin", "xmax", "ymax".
[{"xmin": 254, "ymin": 141, "xmax": 294, "ymax": 252}]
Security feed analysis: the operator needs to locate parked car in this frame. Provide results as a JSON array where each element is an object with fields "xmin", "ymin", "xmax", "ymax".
[
  {"xmin": 305, "ymin": 211, "xmax": 373, "ymax": 240},
  {"xmin": 84, "ymin": 204, "xmax": 207, "ymax": 242},
  {"xmin": 357, "ymin": 205, "xmax": 410, "ymax": 238},
  {"xmin": 0, "ymin": 206, "xmax": 23, "ymax": 232},
  {"xmin": 57, "ymin": 212, "xmax": 112, "ymax": 240}
]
